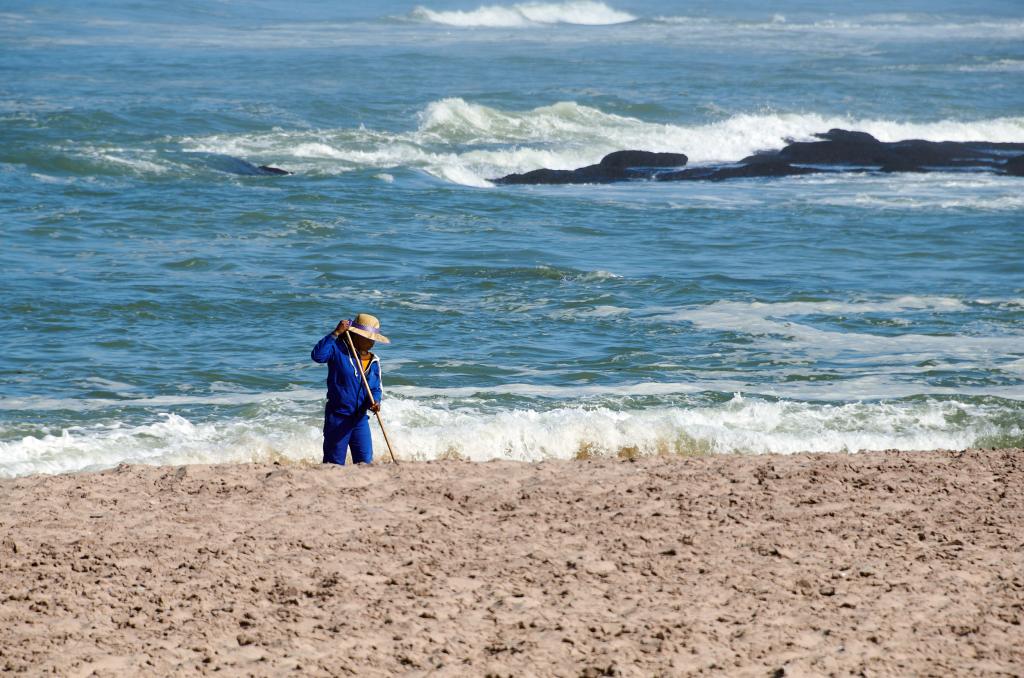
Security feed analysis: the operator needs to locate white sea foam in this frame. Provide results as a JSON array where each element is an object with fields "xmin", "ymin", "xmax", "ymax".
[
  {"xmin": 0, "ymin": 412, "xmax": 324, "ymax": 478},
  {"xmin": 784, "ymin": 171, "xmax": 1024, "ymax": 211},
  {"xmin": 413, "ymin": 99, "xmax": 1024, "ymax": 152},
  {"xmin": 662, "ymin": 297, "xmax": 1024, "ymax": 378},
  {"xmin": 571, "ymin": 305, "xmax": 629, "ymax": 318},
  {"xmin": 73, "ymin": 146, "xmax": 171, "ymax": 175},
  {"xmin": 2, "ymin": 394, "xmax": 1019, "ymax": 478},
  {"xmin": 181, "ymin": 99, "xmax": 1024, "ymax": 187},
  {"xmin": 957, "ymin": 59, "xmax": 1024, "ymax": 73},
  {"xmin": 813, "ymin": 193, "xmax": 1024, "ymax": 211},
  {"xmin": 1004, "ymin": 358, "xmax": 1024, "ymax": 377},
  {"xmin": 0, "ymin": 388, "xmax": 325, "ymax": 412},
  {"xmin": 569, "ymin": 270, "xmax": 621, "ymax": 281},
  {"xmin": 651, "ymin": 15, "xmax": 1024, "ymax": 41},
  {"xmin": 411, "ymin": 2, "xmax": 635, "ymax": 27},
  {"xmin": 387, "ymin": 396, "xmax": 1012, "ymax": 462},
  {"xmin": 31, "ymin": 173, "xmax": 76, "ymax": 185},
  {"xmin": 390, "ymin": 380, "xmax": 1024, "ymax": 403}
]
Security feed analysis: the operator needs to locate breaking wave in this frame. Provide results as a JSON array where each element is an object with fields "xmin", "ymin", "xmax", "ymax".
[
  {"xmin": 1, "ymin": 393, "xmax": 1021, "ymax": 478},
  {"xmin": 410, "ymin": 1, "xmax": 636, "ymax": 27},
  {"xmin": 178, "ymin": 98, "xmax": 1024, "ymax": 186}
]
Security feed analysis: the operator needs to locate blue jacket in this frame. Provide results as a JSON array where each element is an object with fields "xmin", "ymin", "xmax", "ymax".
[{"xmin": 311, "ymin": 333, "xmax": 383, "ymax": 416}]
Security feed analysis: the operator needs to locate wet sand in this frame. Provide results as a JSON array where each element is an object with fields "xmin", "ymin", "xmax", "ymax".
[{"xmin": 1, "ymin": 449, "xmax": 1022, "ymax": 676}]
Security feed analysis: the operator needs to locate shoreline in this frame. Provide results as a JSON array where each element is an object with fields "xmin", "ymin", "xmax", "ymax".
[{"xmin": 2, "ymin": 448, "xmax": 1022, "ymax": 675}]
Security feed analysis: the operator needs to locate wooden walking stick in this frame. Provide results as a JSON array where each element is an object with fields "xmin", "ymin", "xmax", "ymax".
[{"xmin": 344, "ymin": 330, "xmax": 399, "ymax": 465}]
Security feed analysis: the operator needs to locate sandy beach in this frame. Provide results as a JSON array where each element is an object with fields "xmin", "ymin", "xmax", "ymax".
[{"xmin": 1, "ymin": 449, "xmax": 1021, "ymax": 676}]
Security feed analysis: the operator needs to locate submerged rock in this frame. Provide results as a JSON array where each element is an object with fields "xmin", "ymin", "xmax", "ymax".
[
  {"xmin": 656, "ymin": 161, "xmax": 823, "ymax": 182},
  {"xmin": 256, "ymin": 165, "xmax": 292, "ymax": 176},
  {"xmin": 187, "ymin": 153, "xmax": 292, "ymax": 176}
]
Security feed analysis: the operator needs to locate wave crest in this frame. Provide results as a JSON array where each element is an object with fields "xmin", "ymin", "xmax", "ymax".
[{"xmin": 411, "ymin": 1, "xmax": 635, "ymax": 27}]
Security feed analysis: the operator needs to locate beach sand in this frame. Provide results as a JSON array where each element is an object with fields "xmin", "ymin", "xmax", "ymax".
[{"xmin": 1, "ymin": 449, "xmax": 1021, "ymax": 676}]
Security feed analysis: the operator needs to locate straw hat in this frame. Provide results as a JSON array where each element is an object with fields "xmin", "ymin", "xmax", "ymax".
[{"xmin": 349, "ymin": 313, "xmax": 390, "ymax": 344}]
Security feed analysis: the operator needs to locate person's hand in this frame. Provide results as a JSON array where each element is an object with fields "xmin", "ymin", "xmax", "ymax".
[
  {"xmin": 368, "ymin": 402, "xmax": 381, "ymax": 413},
  {"xmin": 331, "ymin": 319, "xmax": 350, "ymax": 337}
]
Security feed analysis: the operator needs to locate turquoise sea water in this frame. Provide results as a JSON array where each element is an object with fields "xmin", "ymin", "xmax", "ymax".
[{"xmin": 2, "ymin": 1, "xmax": 1023, "ymax": 476}]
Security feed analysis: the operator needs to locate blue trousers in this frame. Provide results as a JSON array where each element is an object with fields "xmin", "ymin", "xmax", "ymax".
[{"xmin": 323, "ymin": 410, "xmax": 373, "ymax": 465}]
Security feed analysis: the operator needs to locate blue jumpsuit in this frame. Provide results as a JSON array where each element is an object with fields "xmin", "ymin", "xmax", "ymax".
[{"xmin": 311, "ymin": 333, "xmax": 383, "ymax": 465}]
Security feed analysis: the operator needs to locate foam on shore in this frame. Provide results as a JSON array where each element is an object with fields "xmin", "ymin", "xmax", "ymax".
[{"xmin": 2, "ymin": 393, "xmax": 1020, "ymax": 478}]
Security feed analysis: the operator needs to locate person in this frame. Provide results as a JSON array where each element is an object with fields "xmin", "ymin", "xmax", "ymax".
[{"xmin": 310, "ymin": 313, "xmax": 390, "ymax": 465}]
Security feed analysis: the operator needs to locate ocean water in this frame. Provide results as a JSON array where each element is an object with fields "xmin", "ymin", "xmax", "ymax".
[{"xmin": 2, "ymin": 0, "xmax": 1023, "ymax": 477}]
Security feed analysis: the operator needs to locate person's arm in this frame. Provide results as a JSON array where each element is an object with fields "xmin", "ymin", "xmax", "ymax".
[
  {"xmin": 366, "ymin": 360, "xmax": 383, "ymax": 412},
  {"xmin": 310, "ymin": 319, "xmax": 349, "ymax": 363}
]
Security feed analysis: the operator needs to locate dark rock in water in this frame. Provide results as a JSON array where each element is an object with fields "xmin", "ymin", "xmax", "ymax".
[
  {"xmin": 494, "ymin": 167, "xmax": 597, "ymax": 185},
  {"xmin": 491, "ymin": 128, "xmax": 1024, "ymax": 185},
  {"xmin": 710, "ymin": 162, "xmax": 822, "ymax": 180},
  {"xmin": 598, "ymin": 150, "xmax": 689, "ymax": 170},
  {"xmin": 762, "ymin": 128, "xmax": 1024, "ymax": 170},
  {"xmin": 658, "ymin": 161, "xmax": 823, "ymax": 182},
  {"xmin": 816, "ymin": 129, "xmax": 881, "ymax": 145},
  {"xmin": 1004, "ymin": 155, "xmax": 1024, "ymax": 176},
  {"xmin": 879, "ymin": 157, "xmax": 927, "ymax": 173},
  {"xmin": 493, "ymin": 150, "xmax": 687, "ymax": 185},
  {"xmin": 775, "ymin": 138, "xmax": 890, "ymax": 166},
  {"xmin": 257, "ymin": 165, "xmax": 291, "ymax": 176},
  {"xmin": 745, "ymin": 128, "xmax": 890, "ymax": 166}
]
